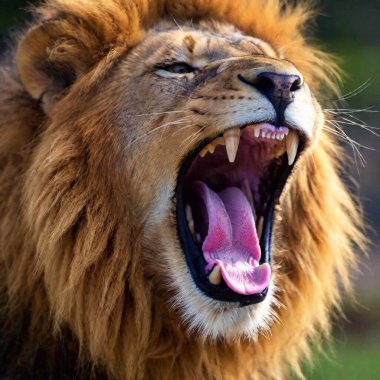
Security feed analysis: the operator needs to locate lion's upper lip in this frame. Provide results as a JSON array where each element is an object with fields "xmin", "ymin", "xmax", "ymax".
[{"xmin": 176, "ymin": 122, "xmax": 305, "ymax": 304}]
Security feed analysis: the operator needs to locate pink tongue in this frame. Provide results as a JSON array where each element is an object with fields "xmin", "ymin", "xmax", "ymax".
[{"xmin": 192, "ymin": 182, "xmax": 271, "ymax": 295}]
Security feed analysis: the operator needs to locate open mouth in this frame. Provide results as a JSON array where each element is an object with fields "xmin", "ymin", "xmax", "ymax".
[{"xmin": 176, "ymin": 123, "xmax": 304, "ymax": 305}]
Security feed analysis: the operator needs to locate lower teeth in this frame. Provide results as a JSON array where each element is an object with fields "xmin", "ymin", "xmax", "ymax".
[{"xmin": 209, "ymin": 265, "xmax": 222, "ymax": 285}]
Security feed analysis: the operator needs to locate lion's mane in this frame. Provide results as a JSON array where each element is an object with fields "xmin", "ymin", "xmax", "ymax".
[{"xmin": 0, "ymin": 1, "xmax": 364, "ymax": 379}]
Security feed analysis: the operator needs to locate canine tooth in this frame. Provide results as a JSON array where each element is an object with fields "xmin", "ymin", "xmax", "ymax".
[
  {"xmin": 257, "ymin": 216, "xmax": 264, "ymax": 240},
  {"xmin": 185, "ymin": 204, "xmax": 195, "ymax": 235},
  {"xmin": 199, "ymin": 146, "xmax": 209, "ymax": 157},
  {"xmin": 224, "ymin": 128, "xmax": 241, "ymax": 163},
  {"xmin": 199, "ymin": 137, "xmax": 225, "ymax": 158},
  {"xmin": 209, "ymin": 265, "xmax": 222, "ymax": 285},
  {"xmin": 286, "ymin": 130, "xmax": 300, "ymax": 165}
]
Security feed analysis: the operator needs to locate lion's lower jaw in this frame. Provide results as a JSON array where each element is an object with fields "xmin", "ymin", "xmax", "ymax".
[{"xmin": 173, "ymin": 277, "xmax": 279, "ymax": 340}]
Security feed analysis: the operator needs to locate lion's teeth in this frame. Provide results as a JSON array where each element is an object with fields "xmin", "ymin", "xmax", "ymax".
[
  {"xmin": 224, "ymin": 128, "xmax": 241, "ymax": 163},
  {"xmin": 199, "ymin": 146, "xmax": 208, "ymax": 157},
  {"xmin": 199, "ymin": 137, "xmax": 225, "ymax": 158},
  {"xmin": 209, "ymin": 265, "xmax": 222, "ymax": 285},
  {"xmin": 286, "ymin": 130, "xmax": 299, "ymax": 165},
  {"xmin": 254, "ymin": 125, "xmax": 261, "ymax": 138},
  {"xmin": 185, "ymin": 204, "xmax": 195, "ymax": 235}
]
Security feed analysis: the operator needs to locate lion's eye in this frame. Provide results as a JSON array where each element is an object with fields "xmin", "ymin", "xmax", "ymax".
[{"xmin": 161, "ymin": 62, "xmax": 196, "ymax": 74}]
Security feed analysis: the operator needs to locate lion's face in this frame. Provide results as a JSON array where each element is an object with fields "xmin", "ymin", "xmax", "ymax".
[{"xmin": 88, "ymin": 21, "xmax": 324, "ymax": 338}]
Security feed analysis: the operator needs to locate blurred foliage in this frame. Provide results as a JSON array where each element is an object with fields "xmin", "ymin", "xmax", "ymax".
[
  {"xmin": 305, "ymin": 340, "xmax": 380, "ymax": 380},
  {"xmin": 0, "ymin": 1, "xmax": 379, "ymax": 379},
  {"xmin": 0, "ymin": 0, "xmax": 32, "ymax": 36}
]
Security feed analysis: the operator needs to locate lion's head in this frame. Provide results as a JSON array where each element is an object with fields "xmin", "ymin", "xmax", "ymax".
[{"xmin": 0, "ymin": 1, "xmax": 364, "ymax": 379}]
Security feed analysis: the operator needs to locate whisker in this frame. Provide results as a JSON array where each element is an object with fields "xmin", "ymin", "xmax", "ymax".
[
  {"xmin": 326, "ymin": 120, "xmax": 373, "ymax": 150},
  {"xmin": 333, "ymin": 79, "xmax": 372, "ymax": 102},
  {"xmin": 124, "ymin": 110, "xmax": 186, "ymax": 117},
  {"xmin": 336, "ymin": 117, "xmax": 380, "ymax": 137},
  {"xmin": 322, "ymin": 79, "xmax": 372, "ymax": 104},
  {"xmin": 172, "ymin": 17, "xmax": 183, "ymax": 31},
  {"xmin": 180, "ymin": 127, "xmax": 205, "ymax": 151},
  {"xmin": 324, "ymin": 106, "xmax": 377, "ymax": 114},
  {"xmin": 172, "ymin": 123, "xmax": 197, "ymax": 136},
  {"xmin": 325, "ymin": 120, "xmax": 368, "ymax": 167},
  {"xmin": 324, "ymin": 125, "xmax": 363, "ymax": 170},
  {"xmin": 127, "ymin": 117, "xmax": 190, "ymax": 148}
]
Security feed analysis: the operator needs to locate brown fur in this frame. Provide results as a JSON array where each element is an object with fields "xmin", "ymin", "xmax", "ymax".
[{"xmin": 0, "ymin": 1, "xmax": 364, "ymax": 379}]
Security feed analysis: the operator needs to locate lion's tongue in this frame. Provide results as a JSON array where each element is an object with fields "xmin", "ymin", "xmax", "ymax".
[{"xmin": 193, "ymin": 182, "xmax": 271, "ymax": 295}]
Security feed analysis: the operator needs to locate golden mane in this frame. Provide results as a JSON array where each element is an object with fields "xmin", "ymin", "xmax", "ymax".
[{"xmin": 0, "ymin": 1, "xmax": 364, "ymax": 379}]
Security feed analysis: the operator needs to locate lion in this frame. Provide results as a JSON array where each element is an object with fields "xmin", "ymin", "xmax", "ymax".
[{"xmin": 0, "ymin": 0, "xmax": 365, "ymax": 379}]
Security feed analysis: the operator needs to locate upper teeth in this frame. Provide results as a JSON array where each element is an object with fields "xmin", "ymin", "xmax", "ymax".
[
  {"xmin": 285, "ymin": 130, "xmax": 299, "ymax": 166},
  {"xmin": 224, "ymin": 128, "xmax": 241, "ymax": 163},
  {"xmin": 199, "ymin": 124, "xmax": 299, "ymax": 166},
  {"xmin": 251, "ymin": 124, "xmax": 289, "ymax": 141},
  {"xmin": 199, "ymin": 137, "xmax": 225, "ymax": 158}
]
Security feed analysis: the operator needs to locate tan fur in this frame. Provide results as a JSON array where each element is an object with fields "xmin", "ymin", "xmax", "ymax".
[{"xmin": 0, "ymin": 1, "xmax": 364, "ymax": 379}]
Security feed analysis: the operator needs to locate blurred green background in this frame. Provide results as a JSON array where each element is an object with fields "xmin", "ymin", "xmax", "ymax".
[{"xmin": 0, "ymin": 1, "xmax": 379, "ymax": 378}]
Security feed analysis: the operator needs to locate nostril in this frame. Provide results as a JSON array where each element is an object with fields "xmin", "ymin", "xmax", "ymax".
[
  {"xmin": 256, "ymin": 72, "xmax": 302, "ymax": 93},
  {"xmin": 253, "ymin": 75, "xmax": 275, "ymax": 94},
  {"xmin": 290, "ymin": 77, "xmax": 302, "ymax": 92},
  {"xmin": 238, "ymin": 72, "xmax": 302, "ymax": 96}
]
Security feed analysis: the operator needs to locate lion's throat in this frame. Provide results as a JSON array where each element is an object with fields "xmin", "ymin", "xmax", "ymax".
[{"xmin": 192, "ymin": 182, "xmax": 271, "ymax": 295}]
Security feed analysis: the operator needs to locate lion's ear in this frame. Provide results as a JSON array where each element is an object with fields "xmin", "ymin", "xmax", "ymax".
[{"xmin": 16, "ymin": 20, "xmax": 97, "ymax": 115}]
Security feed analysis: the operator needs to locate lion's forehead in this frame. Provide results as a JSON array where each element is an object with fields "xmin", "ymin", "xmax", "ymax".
[{"xmin": 145, "ymin": 21, "xmax": 278, "ymax": 66}]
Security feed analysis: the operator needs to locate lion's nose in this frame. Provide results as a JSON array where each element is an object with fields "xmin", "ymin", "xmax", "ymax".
[{"xmin": 238, "ymin": 72, "xmax": 302, "ymax": 121}]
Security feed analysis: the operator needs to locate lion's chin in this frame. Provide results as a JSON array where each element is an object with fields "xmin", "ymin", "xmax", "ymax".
[
  {"xmin": 176, "ymin": 123, "xmax": 304, "ymax": 307},
  {"xmin": 173, "ymin": 268, "xmax": 279, "ymax": 340}
]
